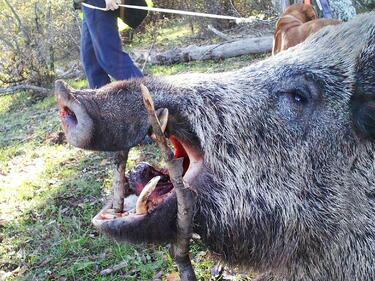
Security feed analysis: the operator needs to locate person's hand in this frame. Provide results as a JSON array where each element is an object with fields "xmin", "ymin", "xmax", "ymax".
[{"xmin": 105, "ymin": 0, "xmax": 121, "ymax": 10}]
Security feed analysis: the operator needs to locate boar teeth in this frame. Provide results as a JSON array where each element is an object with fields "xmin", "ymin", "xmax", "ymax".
[{"xmin": 136, "ymin": 176, "xmax": 160, "ymax": 215}]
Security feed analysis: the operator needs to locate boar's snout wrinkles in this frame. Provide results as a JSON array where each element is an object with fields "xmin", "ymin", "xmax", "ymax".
[{"xmin": 56, "ymin": 13, "xmax": 375, "ymax": 281}]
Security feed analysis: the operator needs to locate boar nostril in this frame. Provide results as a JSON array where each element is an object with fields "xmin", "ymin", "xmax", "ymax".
[{"xmin": 59, "ymin": 106, "xmax": 78, "ymax": 128}]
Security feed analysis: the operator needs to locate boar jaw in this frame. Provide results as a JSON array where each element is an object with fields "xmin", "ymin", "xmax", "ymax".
[
  {"xmin": 55, "ymin": 80, "xmax": 94, "ymax": 149},
  {"xmin": 92, "ymin": 136, "xmax": 203, "ymax": 244}
]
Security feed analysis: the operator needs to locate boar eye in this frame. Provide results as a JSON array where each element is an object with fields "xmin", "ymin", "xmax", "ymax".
[{"xmin": 288, "ymin": 90, "xmax": 308, "ymax": 105}]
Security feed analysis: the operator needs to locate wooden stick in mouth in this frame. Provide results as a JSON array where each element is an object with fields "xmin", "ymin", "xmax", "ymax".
[
  {"xmin": 112, "ymin": 150, "xmax": 129, "ymax": 213},
  {"xmin": 140, "ymin": 84, "xmax": 197, "ymax": 281}
]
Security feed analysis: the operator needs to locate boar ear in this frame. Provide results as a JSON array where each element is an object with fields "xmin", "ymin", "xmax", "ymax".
[
  {"xmin": 150, "ymin": 108, "xmax": 169, "ymax": 140},
  {"xmin": 155, "ymin": 108, "xmax": 169, "ymax": 133},
  {"xmin": 351, "ymin": 89, "xmax": 375, "ymax": 140}
]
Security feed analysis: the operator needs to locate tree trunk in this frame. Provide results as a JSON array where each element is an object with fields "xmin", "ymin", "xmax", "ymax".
[{"xmin": 141, "ymin": 36, "xmax": 272, "ymax": 65}]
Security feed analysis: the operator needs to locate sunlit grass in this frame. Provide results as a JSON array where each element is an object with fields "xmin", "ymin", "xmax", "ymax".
[
  {"xmin": 156, "ymin": 22, "xmax": 193, "ymax": 42},
  {"xmin": 0, "ymin": 93, "xmax": 34, "ymax": 115},
  {"xmin": 0, "ymin": 95, "xmax": 14, "ymax": 114},
  {"xmin": 68, "ymin": 79, "xmax": 89, "ymax": 89}
]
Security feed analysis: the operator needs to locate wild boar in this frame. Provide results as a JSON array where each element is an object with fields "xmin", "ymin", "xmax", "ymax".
[{"xmin": 56, "ymin": 13, "xmax": 375, "ymax": 281}]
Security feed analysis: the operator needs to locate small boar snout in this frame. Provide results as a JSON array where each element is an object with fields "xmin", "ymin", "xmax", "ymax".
[{"xmin": 55, "ymin": 80, "xmax": 94, "ymax": 149}]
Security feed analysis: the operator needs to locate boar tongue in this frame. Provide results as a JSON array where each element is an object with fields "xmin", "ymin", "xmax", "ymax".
[{"xmin": 127, "ymin": 162, "xmax": 172, "ymax": 197}]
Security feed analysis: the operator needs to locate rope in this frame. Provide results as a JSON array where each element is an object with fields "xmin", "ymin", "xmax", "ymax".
[{"xmin": 81, "ymin": 2, "xmax": 259, "ymax": 24}]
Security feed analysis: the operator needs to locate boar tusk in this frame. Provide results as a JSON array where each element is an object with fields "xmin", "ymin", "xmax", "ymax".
[{"xmin": 136, "ymin": 176, "xmax": 161, "ymax": 215}]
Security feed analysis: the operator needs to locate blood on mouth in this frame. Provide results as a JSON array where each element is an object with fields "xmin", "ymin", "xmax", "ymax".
[{"xmin": 59, "ymin": 106, "xmax": 78, "ymax": 128}]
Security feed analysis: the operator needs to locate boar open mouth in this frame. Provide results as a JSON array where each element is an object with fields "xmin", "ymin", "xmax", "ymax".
[{"xmin": 92, "ymin": 136, "xmax": 203, "ymax": 243}]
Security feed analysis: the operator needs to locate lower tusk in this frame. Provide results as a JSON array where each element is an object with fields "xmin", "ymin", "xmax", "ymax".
[{"xmin": 136, "ymin": 176, "xmax": 161, "ymax": 215}]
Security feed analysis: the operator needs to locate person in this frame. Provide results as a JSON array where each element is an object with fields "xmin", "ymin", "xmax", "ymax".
[{"xmin": 80, "ymin": 0, "xmax": 143, "ymax": 89}]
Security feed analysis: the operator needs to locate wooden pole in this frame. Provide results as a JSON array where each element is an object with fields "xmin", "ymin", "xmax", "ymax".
[
  {"xmin": 140, "ymin": 84, "xmax": 197, "ymax": 281},
  {"xmin": 112, "ymin": 150, "xmax": 129, "ymax": 212}
]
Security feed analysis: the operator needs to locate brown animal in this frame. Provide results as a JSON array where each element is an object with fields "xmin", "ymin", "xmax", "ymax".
[{"xmin": 272, "ymin": 3, "xmax": 341, "ymax": 55}]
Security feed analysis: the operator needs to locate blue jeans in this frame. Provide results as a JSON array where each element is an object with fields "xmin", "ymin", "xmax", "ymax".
[
  {"xmin": 318, "ymin": 0, "xmax": 333, "ymax": 18},
  {"xmin": 80, "ymin": 0, "xmax": 143, "ymax": 88}
]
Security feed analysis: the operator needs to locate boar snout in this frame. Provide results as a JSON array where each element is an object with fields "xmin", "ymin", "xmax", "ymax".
[{"xmin": 54, "ymin": 80, "xmax": 94, "ymax": 149}]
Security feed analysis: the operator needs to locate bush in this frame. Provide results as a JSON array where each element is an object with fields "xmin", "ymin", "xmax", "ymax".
[{"xmin": 0, "ymin": 0, "xmax": 80, "ymax": 88}]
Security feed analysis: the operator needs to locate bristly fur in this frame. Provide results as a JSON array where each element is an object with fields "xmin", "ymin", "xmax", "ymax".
[
  {"xmin": 156, "ymin": 13, "xmax": 375, "ymax": 280},
  {"xmin": 58, "ymin": 13, "xmax": 375, "ymax": 281}
]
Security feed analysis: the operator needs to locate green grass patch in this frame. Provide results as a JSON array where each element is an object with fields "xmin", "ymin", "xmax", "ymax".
[{"xmin": 67, "ymin": 79, "xmax": 89, "ymax": 89}]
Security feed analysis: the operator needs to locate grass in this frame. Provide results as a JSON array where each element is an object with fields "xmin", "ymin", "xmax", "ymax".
[{"xmin": 0, "ymin": 22, "xmax": 264, "ymax": 281}]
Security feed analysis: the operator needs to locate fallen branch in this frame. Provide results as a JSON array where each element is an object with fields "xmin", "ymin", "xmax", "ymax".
[
  {"xmin": 112, "ymin": 150, "xmax": 129, "ymax": 212},
  {"xmin": 140, "ymin": 84, "xmax": 197, "ymax": 281},
  {"xmin": 134, "ymin": 36, "xmax": 272, "ymax": 65},
  {"xmin": 0, "ymin": 84, "xmax": 50, "ymax": 96}
]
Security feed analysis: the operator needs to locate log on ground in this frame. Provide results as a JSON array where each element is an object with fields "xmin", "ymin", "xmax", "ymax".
[{"xmin": 140, "ymin": 36, "xmax": 273, "ymax": 65}]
